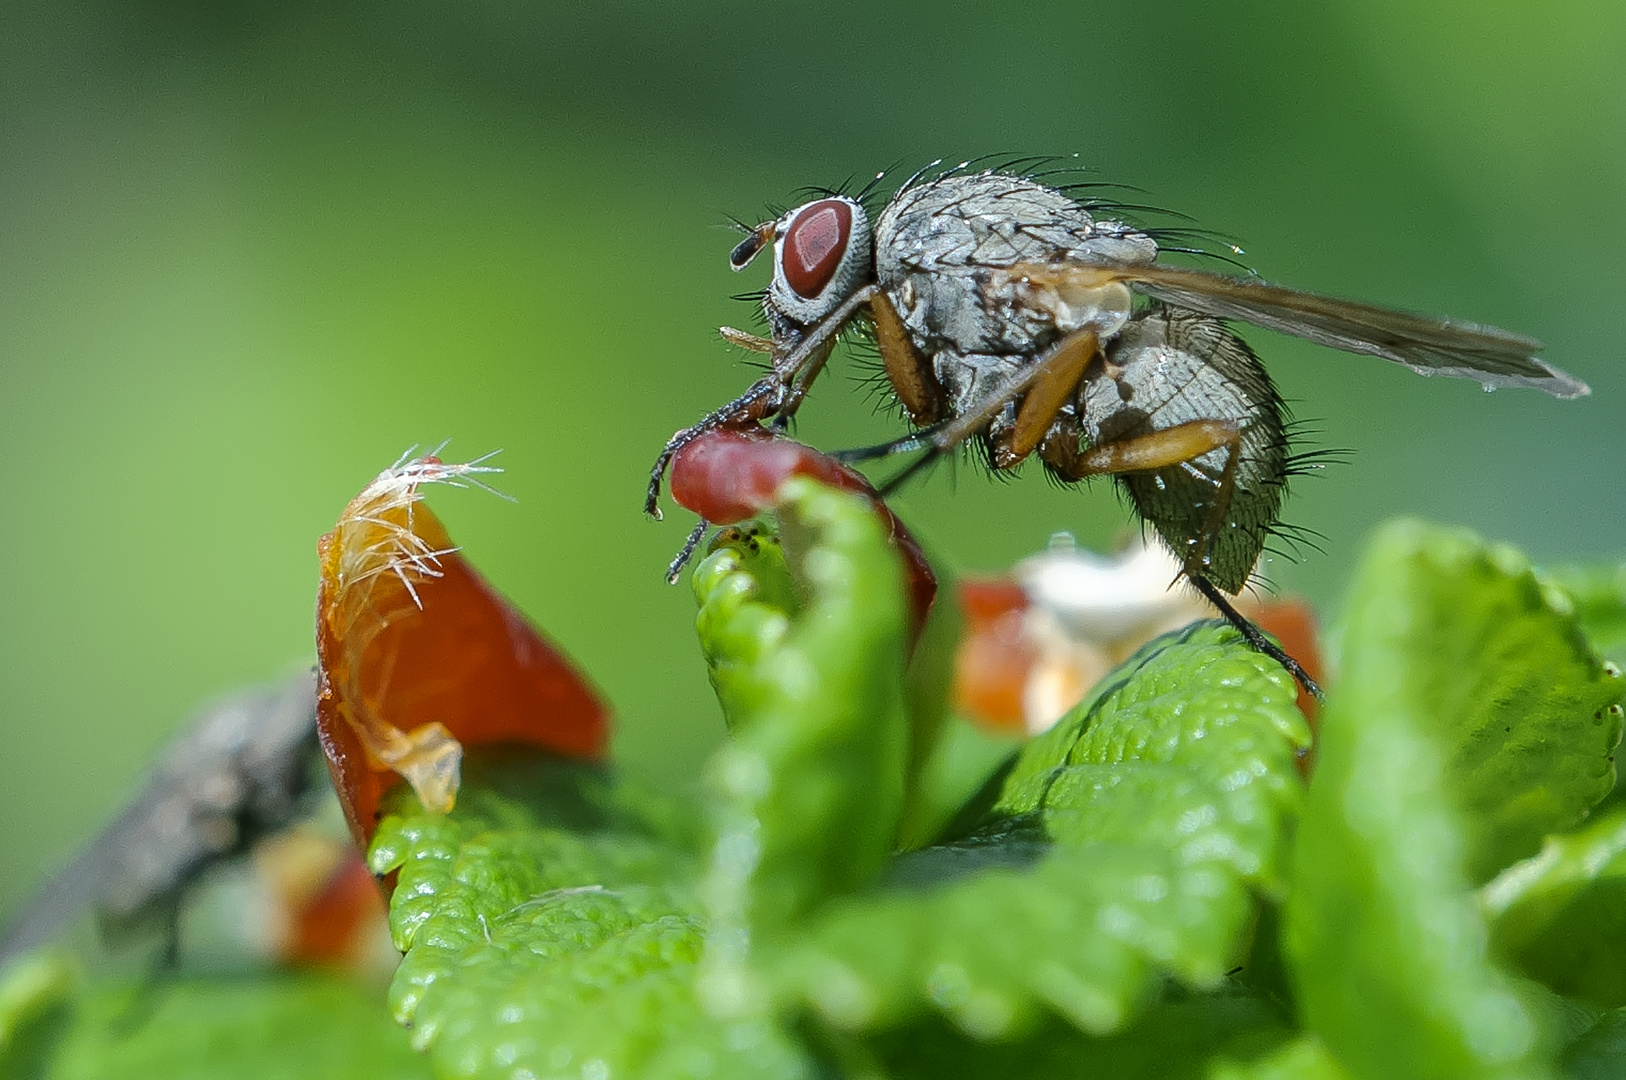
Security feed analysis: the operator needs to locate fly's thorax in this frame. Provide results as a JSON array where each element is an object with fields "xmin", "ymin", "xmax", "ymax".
[
  {"xmin": 874, "ymin": 171, "xmax": 1153, "ymax": 358},
  {"xmin": 1082, "ymin": 310, "xmax": 1289, "ymax": 593},
  {"xmin": 874, "ymin": 172, "xmax": 1159, "ymax": 280}
]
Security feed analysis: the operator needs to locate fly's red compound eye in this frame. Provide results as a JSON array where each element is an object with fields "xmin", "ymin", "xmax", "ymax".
[
  {"xmin": 780, "ymin": 199, "xmax": 853, "ymax": 299},
  {"xmin": 761, "ymin": 195, "xmax": 869, "ymax": 325}
]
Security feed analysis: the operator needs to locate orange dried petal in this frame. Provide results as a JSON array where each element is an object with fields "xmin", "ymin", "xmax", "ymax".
[{"xmin": 315, "ymin": 456, "xmax": 609, "ymax": 846}]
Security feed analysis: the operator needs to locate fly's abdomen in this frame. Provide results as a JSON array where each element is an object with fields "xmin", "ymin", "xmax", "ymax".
[{"xmin": 1080, "ymin": 311, "xmax": 1289, "ymax": 593}]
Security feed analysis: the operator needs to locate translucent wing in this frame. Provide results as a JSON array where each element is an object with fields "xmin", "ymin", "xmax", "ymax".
[{"xmin": 1013, "ymin": 263, "xmax": 1589, "ymax": 398}]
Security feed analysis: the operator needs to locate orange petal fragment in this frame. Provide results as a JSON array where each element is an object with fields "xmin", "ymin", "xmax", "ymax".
[{"xmin": 315, "ymin": 455, "xmax": 609, "ymax": 846}]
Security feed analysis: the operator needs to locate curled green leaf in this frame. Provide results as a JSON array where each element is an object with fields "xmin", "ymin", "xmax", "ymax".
[
  {"xmin": 366, "ymin": 755, "xmax": 809, "ymax": 1080},
  {"xmin": 1340, "ymin": 522, "xmax": 1621, "ymax": 882},
  {"xmin": 1543, "ymin": 560, "xmax": 1626, "ymax": 666},
  {"xmin": 692, "ymin": 477, "xmax": 912, "ymax": 933}
]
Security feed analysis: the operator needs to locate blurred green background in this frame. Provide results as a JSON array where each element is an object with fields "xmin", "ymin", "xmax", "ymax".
[{"xmin": 2, "ymin": 0, "xmax": 1621, "ymax": 921}]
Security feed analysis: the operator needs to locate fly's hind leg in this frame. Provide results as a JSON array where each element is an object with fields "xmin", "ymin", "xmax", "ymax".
[
  {"xmin": 1040, "ymin": 422, "xmax": 1324, "ymax": 701},
  {"xmin": 1188, "ymin": 575, "xmax": 1324, "ymax": 702}
]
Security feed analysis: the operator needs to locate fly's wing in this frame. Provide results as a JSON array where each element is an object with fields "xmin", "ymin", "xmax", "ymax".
[{"xmin": 1014, "ymin": 262, "xmax": 1589, "ymax": 398}]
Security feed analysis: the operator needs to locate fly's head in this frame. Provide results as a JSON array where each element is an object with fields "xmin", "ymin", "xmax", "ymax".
[{"xmin": 730, "ymin": 196, "xmax": 873, "ymax": 330}]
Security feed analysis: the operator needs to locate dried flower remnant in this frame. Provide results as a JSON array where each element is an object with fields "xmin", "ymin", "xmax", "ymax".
[
  {"xmin": 954, "ymin": 535, "xmax": 1324, "ymax": 735},
  {"xmin": 315, "ymin": 452, "xmax": 609, "ymax": 846}
]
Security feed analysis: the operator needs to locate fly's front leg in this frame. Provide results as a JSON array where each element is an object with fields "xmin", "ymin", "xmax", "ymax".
[
  {"xmin": 644, "ymin": 378, "xmax": 787, "ymax": 518},
  {"xmin": 766, "ymin": 336, "xmax": 836, "ymax": 432},
  {"xmin": 876, "ymin": 327, "xmax": 1103, "ymax": 495},
  {"xmin": 755, "ymin": 283, "xmax": 887, "ymax": 432},
  {"xmin": 717, "ymin": 325, "xmax": 819, "ymax": 433},
  {"xmin": 646, "ymin": 285, "xmax": 880, "ymax": 517}
]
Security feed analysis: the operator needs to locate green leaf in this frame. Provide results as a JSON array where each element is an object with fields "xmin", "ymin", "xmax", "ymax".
[
  {"xmin": 369, "ymin": 754, "xmax": 810, "ymax": 1080},
  {"xmin": 1562, "ymin": 1008, "xmax": 1626, "ymax": 1080},
  {"xmin": 871, "ymin": 992, "xmax": 1296, "ymax": 1080},
  {"xmin": 1284, "ymin": 521, "xmax": 1574, "ymax": 1080},
  {"xmin": 1208, "ymin": 1035, "xmax": 1351, "ymax": 1080},
  {"xmin": 774, "ymin": 621, "xmax": 1310, "ymax": 1040},
  {"xmin": 1483, "ymin": 806, "xmax": 1626, "ymax": 1006},
  {"xmin": 1543, "ymin": 560, "xmax": 1626, "ymax": 666},
  {"xmin": 693, "ymin": 478, "xmax": 912, "ymax": 933},
  {"xmin": 896, "ymin": 562, "xmax": 965, "ymax": 851},
  {"xmin": 1342, "ymin": 522, "xmax": 1621, "ymax": 881},
  {"xmin": 894, "ymin": 714, "xmax": 1023, "ymax": 853},
  {"xmin": 15, "ymin": 974, "xmax": 428, "ymax": 1080},
  {"xmin": 0, "ymin": 951, "xmax": 76, "ymax": 1080}
]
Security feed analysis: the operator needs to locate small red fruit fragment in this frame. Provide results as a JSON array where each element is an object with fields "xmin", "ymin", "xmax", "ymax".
[
  {"xmin": 315, "ymin": 456, "xmax": 609, "ymax": 847},
  {"xmin": 670, "ymin": 427, "xmax": 937, "ymax": 638},
  {"xmin": 285, "ymin": 852, "xmax": 385, "ymax": 969}
]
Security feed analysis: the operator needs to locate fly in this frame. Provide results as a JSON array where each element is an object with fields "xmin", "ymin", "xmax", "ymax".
[{"xmin": 645, "ymin": 161, "xmax": 1590, "ymax": 697}]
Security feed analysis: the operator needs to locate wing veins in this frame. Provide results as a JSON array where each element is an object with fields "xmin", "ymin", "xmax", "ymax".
[{"xmin": 1011, "ymin": 262, "xmax": 1589, "ymax": 398}]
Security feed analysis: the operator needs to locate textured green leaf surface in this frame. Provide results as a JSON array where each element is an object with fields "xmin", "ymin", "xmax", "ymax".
[
  {"xmin": 772, "ymin": 622, "xmax": 1310, "ymax": 1040},
  {"xmin": 1285, "ymin": 521, "xmax": 1578, "ymax": 1080},
  {"xmin": 13, "ymin": 973, "xmax": 427, "ymax": 1080},
  {"xmin": 369, "ymin": 755, "xmax": 808, "ymax": 1080},
  {"xmin": 1483, "ymin": 806, "xmax": 1626, "ymax": 1006}
]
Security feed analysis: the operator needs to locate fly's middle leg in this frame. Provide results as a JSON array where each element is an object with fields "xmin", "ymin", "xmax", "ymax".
[
  {"xmin": 872, "ymin": 327, "xmax": 1105, "ymax": 495},
  {"xmin": 990, "ymin": 327, "xmax": 1101, "ymax": 469}
]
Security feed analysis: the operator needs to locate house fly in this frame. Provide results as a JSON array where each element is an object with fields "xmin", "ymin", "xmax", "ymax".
[{"xmin": 645, "ymin": 161, "xmax": 1590, "ymax": 696}]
